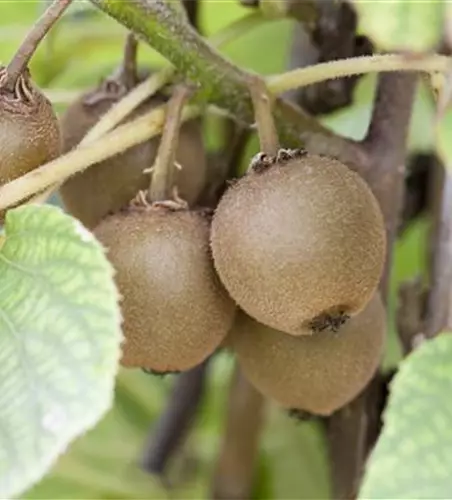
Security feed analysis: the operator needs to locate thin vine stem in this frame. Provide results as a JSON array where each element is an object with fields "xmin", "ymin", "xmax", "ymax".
[
  {"xmin": 148, "ymin": 85, "xmax": 192, "ymax": 202},
  {"xmin": 248, "ymin": 75, "xmax": 280, "ymax": 156},
  {"xmin": 267, "ymin": 53, "xmax": 450, "ymax": 95},
  {"xmin": 2, "ymin": 0, "xmax": 73, "ymax": 92}
]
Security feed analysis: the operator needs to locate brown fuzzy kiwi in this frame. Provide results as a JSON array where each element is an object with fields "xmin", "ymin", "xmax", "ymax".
[
  {"xmin": 94, "ymin": 204, "xmax": 236, "ymax": 373},
  {"xmin": 229, "ymin": 293, "xmax": 386, "ymax": 416},
  {"xmin": 0, "ymin": 67, "xmax": 61, "ymax": 220},
  {"xmin": 58, "ymin": 76, "xmax": 207, "ymax": 229},
  {"xmin": 210, "ymin": 151, "xmax": 386, "ymax": 336}
]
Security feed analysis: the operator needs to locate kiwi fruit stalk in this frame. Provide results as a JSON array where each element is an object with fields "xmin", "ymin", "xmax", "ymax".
[
  {"xmin": 94, "ymin": 84, "xmax": 235, "ymax": 373},
  {"xmin": 59, "ymin": 37, "xmax": 206, "ymax": 229},
  {"xmin": 229, "ymin": 293, "xmax": 386, "ymax": 416},
  {"xmin": 210, "ymin": 77, "xmax": 386, "ymax": 335}
]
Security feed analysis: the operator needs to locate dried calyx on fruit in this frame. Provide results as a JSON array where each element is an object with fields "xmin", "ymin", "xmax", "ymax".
[
  {"xmin": 59, "ymin": 34, "xmax": 206, "ymax": 229},
  {"xmin": 94, "ymin": 85, "xmax": 236, "ymax": 374},
  {"xmin": 229, "ymin": 293, "xmax": 386, "ymax": 416},
  {"xmin": 210, "ymin": 77, "xmax": 386, "ymax": 336},
  {"xmin": 0, "ymin": 0, "xmax": 67, "ymax": 221},
  {"xmin": 0, "ymin": 68, "xmax": 60, "ymax": 207}
]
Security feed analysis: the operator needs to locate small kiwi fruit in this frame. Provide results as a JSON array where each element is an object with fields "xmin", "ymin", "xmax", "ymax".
[
  {"xmin": 0, "ymin": 67, "xmax": 61, "ymax": 220},
  {"xmin": 211, "ymin": 150, "xmax": 386, "ymax": 335},
  {"xmin": 211, "ymin": 76, "xmax": 385, "ymax": 336},
  {"xmin": 59, "ymin": 68, "xmax": 206, "ymax": 229},
  {"xmin": 0, "ymin": 0, "xmax": 74, "ymax": 220},
  {"xmin": 94, "ymin": 203, "xmax": 236, "ymax": 373},
  {"xmin": 94, "ymin": 83, "xmax": 235, "ymax": 373},
  {"xmin": 229, "ymin": 293, "xmax": 386, "ymax": 416}
]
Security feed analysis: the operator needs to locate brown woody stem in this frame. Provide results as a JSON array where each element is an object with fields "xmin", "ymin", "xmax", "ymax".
[
  {"xmin": 327, "ymin": 72, "xmax": 418, "ymax": 500},
  {"xmin": 211, "ymin": 365, "xmax": 266, "ymax": 500},
  {"xmin": 2, "ymin": 0, "xmax": 73, "ymax": 92},
  {"xmin": 140, "ymin": 360, "xmax": 209, "ymax": 477}
]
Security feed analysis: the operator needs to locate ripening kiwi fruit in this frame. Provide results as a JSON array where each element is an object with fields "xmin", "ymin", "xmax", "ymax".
[
  {"xmin": 229, "ymin": 293, "xmax": 386, "ymax": 416},
  {"xmin": 94, "ymin": 204, "xmax": 236, "ymax": 373},
  {"xmin": 211, "ymin": 151, "xmax": 386, "ymax": 335},
  {"xmin": 0, "ymin": 67, "xmax": 61, "ymax": 220},
  {"xmin": 59, "ymin": 78, "xmax": 206, "ymax": 229}
]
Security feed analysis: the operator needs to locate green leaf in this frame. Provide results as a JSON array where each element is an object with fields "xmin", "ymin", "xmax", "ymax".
[
  {"xmin": 359, "ymin": 334, "xmax": 452, "ymax": 499},
  {"xmin": 0, "ymin": 205, "xmax": 122, "ymax": 498},
  {"xmin": 352, "ymin": 1, "xmax": 444, "ymax": 52}
]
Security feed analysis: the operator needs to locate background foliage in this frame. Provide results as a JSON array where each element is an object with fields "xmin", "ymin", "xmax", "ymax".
[{"xmin": 0, "ymin": 2, "xmax": 434, "ymax": 498}]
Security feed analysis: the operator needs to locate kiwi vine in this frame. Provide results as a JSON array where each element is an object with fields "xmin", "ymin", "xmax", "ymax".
[{"xmin": 0, "ymin": 1, "xmax": 451, "ymax": 499}]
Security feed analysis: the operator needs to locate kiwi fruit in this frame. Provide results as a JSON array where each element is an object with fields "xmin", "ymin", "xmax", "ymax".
[
  {"xmin": 0, "ymin": 67, "xmax": 61, "ymax": 220},
  {"xmin": 94, "ymin": 204, "xmax": 236, "ymax": 373},
  {"xmin": 58, "ymin": 74, "xmax": 207, "ymax": 229},
  {"xmin": 229, "ymin": 293, "xmax": 386, "ymax": 416},
  {"xmin": 211, "ymin": 150, "xmax": 386, "ymax": 335}
]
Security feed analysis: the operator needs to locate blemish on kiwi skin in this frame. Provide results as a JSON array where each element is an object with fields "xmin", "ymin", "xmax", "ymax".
[
  {"xmin": 142, "ymin": 368, "xmax": 181, "ymax": 377},
  {"xmin": 307, "ymin": 310, "xmax": 350, "ymax": 334},
  {"xmin": 287, "ymin": 408, "xmax": 317, "ymax": 422}
]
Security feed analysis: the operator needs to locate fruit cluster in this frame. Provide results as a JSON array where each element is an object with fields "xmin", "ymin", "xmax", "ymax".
[{"xmin": 0, "ymin": 33, "xmax": 387, "ymax": 417}]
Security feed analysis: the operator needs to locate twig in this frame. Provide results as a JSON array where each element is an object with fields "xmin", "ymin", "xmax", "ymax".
[
  {"xmin": 268, "ymin": 54, "xmax": 449, "ymax": 97},
  {"xmin": 326, "ymin": 393, "xmax": 368, "ymax": 500},
  {"xmin": 2, "ymin": 0, "xmax": 73, "ymax": 92},
  {"xmin": 285, "ymin": 2, "xmax": 373, "ymax": 115},
  {"xmin": 149, "ymin": 85, "xmax": 193, "ymax": 202},
  {"xmin": 88, "ymin": 0, "xmax": 358, "ymax": 162},
  {"xmin": 140, "ymin": 359, "xmax": 209, "ymax": 477},
  {"xmin": 248, "ymin": 76, "xmax": 279, "ymax": 156},
  {"xmin": 397, "ymin": 279, "xmax": 426, "ymax": 355},
  {"xmin": 326, "ymin": 72, "xmax": 418, "ymax": 500},
  {"xmin": 425, "ymin": 163, "xmax": 452, "ymax": 338},
  {"xmin": 118, "ymin": 32, "xmax": 139, "ymax": 90},
  {"xmin": 211, "ymin": 365, "xmax": 266, "ymax": 500}
]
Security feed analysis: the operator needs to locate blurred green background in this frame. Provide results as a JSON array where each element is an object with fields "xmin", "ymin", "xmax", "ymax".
[{"xmin": 0, "ymin": 2, "xmax": 432, "ymax": 498}]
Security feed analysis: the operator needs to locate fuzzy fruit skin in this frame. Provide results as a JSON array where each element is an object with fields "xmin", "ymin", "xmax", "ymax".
[
  {"xmin": 94, "ymin": 206, "xmax": 236, "ymax": 372},
  {"xmin": 59, "ymin": 89, "xmax": 206, "ymax": 229},
  {"xmin": 0, "ymin": 69, "xmax": 61, "ymax": 219},
  {"xmin": 229, "ymin": 293, "xmax": 386, "ymax": 416},
  {"xmin": 210, "ymin": 154, "xmax": 386, "ymax": 335}
]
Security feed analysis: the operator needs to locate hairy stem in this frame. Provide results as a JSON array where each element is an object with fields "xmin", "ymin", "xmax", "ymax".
[
  {"xmin": 149, "ymin": 85, "xmax": 192, "ymax": 202},
  {"xmin": 88, "ymin": 0, "xmax": 359, "ymax": 162},
  {"xmin": 249, "ymin": 76, "xmax": 280, "ymax": 156},
  {"xmin": 2, "ymin": 0, "xmax": 73, "ymax": 92},
  {"xmin": 141, "ymin": 360, "xmax": 209, "ymax": 477},
  {"xmin": 268, "ymin": 54, "xmax": 449, "ymax": 96},
  {"xmin": 211, "ymin": 365, "xmax": 266, "ymax": 500}
]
